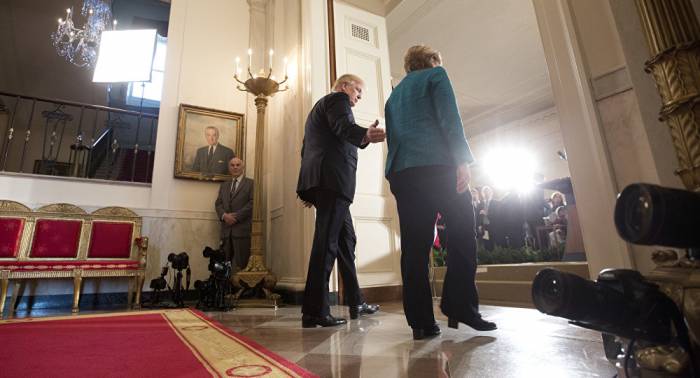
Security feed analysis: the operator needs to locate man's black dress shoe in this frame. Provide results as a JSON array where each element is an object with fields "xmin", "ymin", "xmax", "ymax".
[
  {"xmin": 412, "ymin": 323, "xmax": 441, "ymax": 340},
  {"xmin": 349, "ymin": 303, "xmax": 380, "ymax": 319},
  {"xmin": 447, "ymin": 316, "xmax": 497, "ymax": 331},
  {"xmin": 302, "ymin": 315, "xmax": 347, "ymax": 328}
]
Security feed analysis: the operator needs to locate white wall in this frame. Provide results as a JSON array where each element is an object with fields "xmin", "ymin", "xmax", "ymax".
[
  {"xmin": 265, "ymin": 0, "xmax": 311, "ymax": 292},
  {"xmin": 568, "ymin": 0, "xmax": 626, "ymax": 78},
  {"xmin": 150, "ymin": 0, "xmax": 251, "ymax": 213}
]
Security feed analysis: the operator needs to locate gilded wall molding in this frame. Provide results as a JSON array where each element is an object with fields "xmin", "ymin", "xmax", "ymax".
[
  {"xmin": 92, "ymin": 206, "xmax": 139, "ymax": 218},
  {"xmin": 634, "ymin": 2, "xmax": 700, "ymax": 371},
  {"xmin": 0, "ymin": 200, "xmax": 31, "ymax": 213},
  {"xmin": 35, "ymin": 203, "xmax": 87, "ymax": 214},
  {"xmin": 636, "ymin": 0, "xmax": 700, "ymax": 190}
]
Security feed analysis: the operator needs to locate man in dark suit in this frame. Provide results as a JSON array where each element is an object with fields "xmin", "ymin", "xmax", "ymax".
[
  {"xmin": 192, "ymin": 126, "xmax": 235, "ymax": 176},
  {"xmin": 215, "ymin": 157, "xmax": 253, "ymax": 270},
  {"xmin": 296, "ymin": 74, "xmax": 385, "ymax": 328}
]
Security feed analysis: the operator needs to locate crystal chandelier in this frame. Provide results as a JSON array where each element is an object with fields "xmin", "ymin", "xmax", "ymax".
[{"xmin": 51, "ymin": 0, "xmax": 114, "ymax": 68}]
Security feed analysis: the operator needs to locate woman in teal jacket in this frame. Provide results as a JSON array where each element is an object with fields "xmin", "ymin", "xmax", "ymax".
[{"xmin": 385, "ymin": 45, "xmax": 497, "ymax": 340}]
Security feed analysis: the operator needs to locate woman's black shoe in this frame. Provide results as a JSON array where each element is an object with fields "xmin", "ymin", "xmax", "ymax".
[
  {"xmin": 349, "ymin": 303, "xmax": 380, "ymax": 319},
  {"xmin": 412, "ymin": 323, "xmax": 441, "ymax": 340},
  {"xmin": 447, "ymin": 316, "xmax": 497, "ymax": 331},
  {"xmin": 302, "ymin": 314, "xmax": 348, "ymax": 328}
]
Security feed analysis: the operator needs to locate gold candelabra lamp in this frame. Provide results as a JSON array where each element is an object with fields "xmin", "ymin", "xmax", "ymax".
[{"xmin": 230, "ymin": 48, "xmax": 288, "ymax": 307}]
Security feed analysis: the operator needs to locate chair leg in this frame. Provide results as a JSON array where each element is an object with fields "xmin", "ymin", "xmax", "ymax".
[
  {"xmin": 133, "ymin": 273, "xmax": 144, "ymax": 310},
  {"xmin": 0, "ymin": 277, "xmax": 8, "ymax": 317},
  {"xmin": 127, "ymin": 277, "xmax": 134, "ymax": 309},
  {"xmin": 10, "ymin": 282, "xmax": 21, "ymax": 313},
  {"xmin": 72, "ymin": 273, "xmax": 82, "ymax": 314}
]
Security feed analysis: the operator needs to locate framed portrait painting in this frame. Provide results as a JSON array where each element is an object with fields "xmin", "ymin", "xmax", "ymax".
[{"xmin": 174, "ymin": 104, "xmax": 245, "ymax": 181}]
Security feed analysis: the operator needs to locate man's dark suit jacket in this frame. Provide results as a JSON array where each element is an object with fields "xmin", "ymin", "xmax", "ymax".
[
  {"xmin": 215, "ymin": 176, "xmax": 254, "ymax": 238},
  {"xmin": 192, "ymin": 144, "xmax": 235, "ymax": 175},
  {"xmin": 296, "ymin": 92, "xmax": 368, "ymax": 203}
]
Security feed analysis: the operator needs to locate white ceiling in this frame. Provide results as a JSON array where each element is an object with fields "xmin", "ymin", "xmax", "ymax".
[{"xmin": 386, "ymin": 0, "xmax": 554, "ymax": 135}]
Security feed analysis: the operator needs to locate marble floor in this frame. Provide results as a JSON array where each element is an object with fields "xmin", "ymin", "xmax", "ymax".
[
  {"xmin": 4, "ymin": 301, "xmax": 616, "ymax": 377},
  {"xmin": 204, "ymin": 301, "xmax": 617, "ymax": 377}
]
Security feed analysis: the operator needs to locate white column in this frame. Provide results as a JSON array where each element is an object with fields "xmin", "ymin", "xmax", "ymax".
[{"xmin": 532, "ymin": 0, "xmax": 634, "ymax": 276}]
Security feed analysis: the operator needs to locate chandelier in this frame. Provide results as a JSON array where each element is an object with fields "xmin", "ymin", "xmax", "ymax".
[{"xmin": 51, "ymin": 0, "xmax": 114, "ymax": 68}]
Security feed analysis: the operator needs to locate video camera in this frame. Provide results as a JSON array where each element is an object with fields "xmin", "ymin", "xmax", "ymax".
[
  {"xmin": 168, "ymin": 252, "xmax": 190, "ymax": 271},
  {"xmin": 532, "ymin": 183, "xmax": 698, "ymax": 377},
  {"xmin": 203, "ymin": 247, "xmax": 230, "ymax": 279},
  {"xmin": 144, "ymin": 251, "xmax": 190, "ymax": 308},
  {"xmin": 194, "ymin": 246, "xmax": 233, "ymax": 311}
]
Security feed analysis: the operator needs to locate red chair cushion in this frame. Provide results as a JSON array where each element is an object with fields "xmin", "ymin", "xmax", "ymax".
[
  {"xmin": 88, "ymin": 222, "xmax": 134, "ymax": 258},
  {"xmin": 0, "ymin": 260, "xmax": 141, "ymax": 271},
  {"xmin": 30, "ymin": 219, "xmax": 82, "ymax": 258},
  {"xmin": 0, "ymin": 217, "xmax": 24, "ymax": 258}
]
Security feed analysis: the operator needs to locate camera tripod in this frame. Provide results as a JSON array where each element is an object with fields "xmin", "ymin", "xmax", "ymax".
[
  {"xmin": 170, "ymin": 266, "xmax": 190, "ymax": 308},
  {"xmin": 145, "ymin": 263, "xmax": 190, "ymax": 309}
]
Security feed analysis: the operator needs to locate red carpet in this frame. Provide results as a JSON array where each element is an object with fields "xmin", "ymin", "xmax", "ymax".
[{"xmin": 0, "ymin": 309, "xmax": 317, "ymax": 378}]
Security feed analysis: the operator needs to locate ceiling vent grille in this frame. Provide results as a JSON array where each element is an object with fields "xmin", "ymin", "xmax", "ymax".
[{"xmin": 351, "ymin": 23, "xmax": 370, "ymax": 42}]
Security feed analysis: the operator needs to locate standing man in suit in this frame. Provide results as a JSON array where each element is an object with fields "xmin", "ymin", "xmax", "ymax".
[
  {"xmin": 296, "ymin": 74, "xmax": 384, "ymax": 328},
  {"xmin": 192, "ymin": 126, "xmax": 235, "ymax": 176},
  {"xmin": 215, "ymin": 157, "xmax": 253, "ymax": 270}
]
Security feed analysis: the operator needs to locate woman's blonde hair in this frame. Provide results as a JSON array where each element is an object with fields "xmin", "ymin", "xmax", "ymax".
[
  {"xmin": 404, "ymin": 45, "xmax": 442, "ymax": 73},
  {"xmin": 550, "ymin": 191, "xmax": 566, "ymax": 205}
]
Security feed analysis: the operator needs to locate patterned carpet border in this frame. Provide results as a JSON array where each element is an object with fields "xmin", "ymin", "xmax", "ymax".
[{"xmin": 0, "ymin": 308, "xmax": 318, "ymax": 378}]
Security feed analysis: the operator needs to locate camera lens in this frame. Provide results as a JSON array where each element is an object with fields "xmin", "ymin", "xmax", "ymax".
[
  {"xmin": 532, "ymin": 268, "xmax": 628, "ymax": 325},
  {"xmin": 532, "ymin": 268, "xmax": 587, "ymax": 317},
  {"xmin": 533, "ymin": 268, "xmax": 678, "ymax": 344},
  {"xmin": 623, "ymin": 190, "xmax": 650, "ymax": 236},
  {"xmin": 615, "ymin": 183, "xmax": 700, "ymax": 248}
]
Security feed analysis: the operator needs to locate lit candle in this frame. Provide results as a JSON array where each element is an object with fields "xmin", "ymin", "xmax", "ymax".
[
  {"xmin": 235, "ymin": 57, "xmax": 240, "ymax": 75},
  {"xmin": 247, "ymin": 48, "xmax": 252, "ymax": 69},
  {"xmin": 269, "ymin": 49, "xmax": 274, "ymax": 70},
  {"xmin": 112, "ymin": 19, "xmax": 118, "ymax": 29},
  {"xmin": 66, "ymin": 8, "xmax": 71, "ymax": 14},
  {"xmin": 58, "ymin": 18, "xmax": 63, "ymax": 24},
  {"xmin": 283, "ymin": 57, "xmax": 288, "ymax": 77}
]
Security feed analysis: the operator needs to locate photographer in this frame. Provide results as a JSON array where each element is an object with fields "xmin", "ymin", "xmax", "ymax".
[{"xmin": 215, "ymin": 157, "xmax": 254, "ymax": 271}]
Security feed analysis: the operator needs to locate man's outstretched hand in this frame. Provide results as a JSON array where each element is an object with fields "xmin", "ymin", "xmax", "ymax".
[{"xmin": 366, "ymin": 120, "xmax": 385, "ymax": 143}]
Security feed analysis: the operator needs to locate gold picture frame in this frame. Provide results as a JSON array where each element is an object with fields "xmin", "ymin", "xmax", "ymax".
[{"xmin": 174, "ymin": 104, "xmax": 245, "ymax": 181}]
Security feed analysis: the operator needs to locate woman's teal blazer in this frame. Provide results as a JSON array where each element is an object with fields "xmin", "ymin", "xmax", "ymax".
[{"xmin": 384, "ymin": 66, "xmax": 474, "ymax": 177}]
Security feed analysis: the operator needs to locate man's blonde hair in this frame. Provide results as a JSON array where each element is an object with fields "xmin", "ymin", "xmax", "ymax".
[
  {"xmin": 404, "ymin": 45, "xmax": 442, "ymax": 73},
  {"xmin": 333, "ymin": 74, "xmax": 363, "ymax": 91}
]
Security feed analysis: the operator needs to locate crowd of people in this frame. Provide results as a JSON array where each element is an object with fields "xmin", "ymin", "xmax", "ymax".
[{"xmin": 470, "ymin": 186, "xmax": 569, "ymax": 251}]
